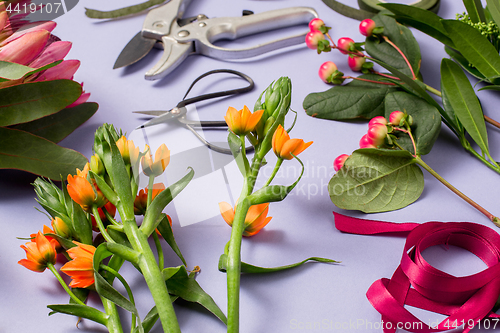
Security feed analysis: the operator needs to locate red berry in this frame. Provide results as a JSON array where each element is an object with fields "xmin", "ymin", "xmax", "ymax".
[
  {"xmin": 348, "ymin": 56, "xmax": 366, "ymax": 72},
  {"xmin": 389, "ymin": 111, "xmax": 405, "ymax": 125},
  {"xmin": 367, "ymin": 123, "xmax": 387, "ymax": 146},
  {"xmin": 337, "ymin": 37, "xmax": 354, "ymax": 54},
  {"xmin": 368, "ymin": 116, "xmax": 388, "ymax": 128},
  {"xmin": 359, "ymin": 134, "xmax": 377, "ymax": 149},
  {"xmin": 333, "ymin": 154, "xmax": 349, "ymax": 172},
  {"xmin": 359, "ymin": 19, "xmax": 376, "ymax": 37},
  {"xmin": 318, "ymin": 61, "xmax": 338, "ymax": 83},
  {"xmin": 305, "ymin": 31, "xmax": 325, "ymax": 50},
  {"xmin": 309, "ymin": 18, "xmax": 325, "ymax": 32}
]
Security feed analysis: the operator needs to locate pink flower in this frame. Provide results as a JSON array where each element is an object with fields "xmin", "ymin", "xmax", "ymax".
[
  {"xmin": 29, "ymin": 41, "xmax": 71, "ymax": 68},
  {"xmin": 359, "ymin": 19, "xmax": 376, "ymax": 37},
  {"xmin": 305, "ymin": 30, "xmax": 325, "ymax": 50},
  {"xmin": 0, "ymin": 29, "xmax": 49, "ymax": 65},
  {"xmin": 337, "ymin": 37, "xmax": 354, "ymax": 54},
  {"xmin": 348, "ymin": 56, "xmax": 365, "ymax": 72},
  {"xmin": 333, "ymin": 154, "xmax": 349, "ymax": 172},
  {"xmin": 318, "ymin": 61, "xmax": 338, "ymax": 83}
]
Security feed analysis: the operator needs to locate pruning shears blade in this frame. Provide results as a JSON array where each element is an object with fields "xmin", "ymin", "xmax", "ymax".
[{"xmin": 114, "ymin": 32, "xmax": 156, "ymax": 69}]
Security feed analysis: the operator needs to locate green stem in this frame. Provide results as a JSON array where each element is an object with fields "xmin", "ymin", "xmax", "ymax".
[
  {"xmin": 152, "ymin": 231, "xmax": 164, "ymax": 270},
  {"xmin": 240, "ymin": 136, "xmax": 247, "ymax": 165},
  {"xmin": 101, "ymin": 296, "xmax": 125, "ymax": 333},
  {"xmin": 92, "ymin": 205, "xmax": 115, "ymax": 243},
  {"xmin": 424, "ymin": 83, "xmax": 441, "ymax": 97},
  {"xmin": 147, "ymin": 175, "xmax": 155, "ymax": 208},
  {"xmin": 47, "ymin": 263, "xmax": 86, "ymax": 306},
  {"xmin": 415, "ymin": 156, "xmax": 500, "ymax": 226},
  {"xmin": 344, "ymin": 76, "xmax": 397, "ymax": 86},
  {"xmin": 122, "ymin": 218, "xmax": 181, "ymax": 333},
  {"xmin": 383, "ymin": 35, "xmax": 416, "ymax": 80},
  {"xmin": 264, "ymin": 158, "xmax": 283, "ymax": 186},
  {"xmin": 227, "ymin": 157, "xmax": 262, "ymax": 333},
  {"xmin": 100, "ymin": 265, "xmax": 137, "ymax": 333}
]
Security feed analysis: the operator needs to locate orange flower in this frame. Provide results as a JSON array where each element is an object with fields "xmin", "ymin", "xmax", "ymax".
[
  {"xmin": 67, "ymin": 174, "xmax": 107, "ymax": 212},
  {"xmin": 76, "ymin": 162, "xmax": 90, "ymax": 178},
  {"xmin": 141, "ymin": 144, "xmax": 170, "ymax": 177},
  {"xmin": 219, "ymin": 202, "xmax": 272, "ymax": 237},
  {"xmin": 116, "ymin": 136, "xmax": 140, "ymax": 166},
  {"xmin": 91, "ymin": 201, "xmax": 117, "ymax": 232},
  {"xmin": 60, "ymin": 242, "xmax": 96, "ymax": 288},
  {"xmin": 51, "ymin": 216, "xmax": 71, "ymax": 238},
  {"xmin": 18, "ymin": 231, "xmax": 57, "ymax": 272},
  {"xmin": 134, "ymin": 183, "xmax": 166, "ymax": 215},
  {"xmin": 224, "ymin": 106, "xmax": 264, "ymax": 136},
  {"xmin": 272, "ymin": 125, "xmax": 313, "ymax": 160}
]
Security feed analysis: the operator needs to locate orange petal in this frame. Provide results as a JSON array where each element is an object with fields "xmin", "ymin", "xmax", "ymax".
[
  {"xmin": 18, "ymin": 259, "xmax": 45, "ymax": 272},
  {"xmin": 219, "ymin": 202, "xmax": 235, "ymax": 226},
  {"xmin": 245, "ymin": 109, "xmax": 264, "ymax": 133}
]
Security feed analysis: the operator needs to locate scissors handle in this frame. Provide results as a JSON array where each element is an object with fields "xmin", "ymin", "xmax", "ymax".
[
  {"xmin": 142, "ymin": 0, "xmax": 193, "ymax": 39},
  {"xmin": 176, "ymin": 7, "xmax": 318, "ymax": 59}
]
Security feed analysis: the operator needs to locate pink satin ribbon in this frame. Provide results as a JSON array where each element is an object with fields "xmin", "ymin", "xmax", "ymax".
[{"xmin": 334, "ymin": 212, "xmax": 500, "ymax": 333}]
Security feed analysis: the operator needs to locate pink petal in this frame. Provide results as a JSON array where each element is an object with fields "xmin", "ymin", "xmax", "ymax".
[
  {"xmin": 29, "ymin": 41, "xmax": 72, "ymax": 68},
  {"xmin": 0, "ymin": 30, "xmax": 49, "ymax": 65},
  {"xmin": 1, "ymin": 21, "xmax": 56, "ymax": 46},
  {"xmin": 0, "ymin": 11, "xmax": 8, "ymax": 31},
  {"xmin": 67, "ymin": 91, "xmax": 90, "ymax": 108},
  {"xmin": 35, "ymin": 59, "xmax": 80, "ymax": 81}
]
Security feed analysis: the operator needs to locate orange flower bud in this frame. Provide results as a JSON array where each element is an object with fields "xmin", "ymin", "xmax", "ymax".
[
  {"xmin": 60, "ymin": 242, "xmax": 96, "ymax": 288},
  {"xmin": 219, "ymin": 202, "xmax": 272, "ymax": 237},
  {"xmin": 141, "ymin": 144, "xmax": 170, "ymax": 177},
  {"xmin": 18, "ymin": 231, "xmax": 57, "ymax": 272},
  {"xmin": 224, "ymin": 105, "xmax": 264, "ymax": 136},
  {"xmin": 272, "ymin": 125, "xmax": 313, "ymax": 160}
]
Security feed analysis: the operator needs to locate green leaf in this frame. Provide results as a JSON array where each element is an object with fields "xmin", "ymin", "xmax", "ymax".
[
  {"xmin": 228, "ymin": 131, "xmax": 249, "ymax": 176},
  {"xmin": 478, "ymin": 84, "xmax": 500, "ymax": 91},
  {"xmin": 365, "ymin": 12, "xmax": 421, "ymax": 77},
  {"xmin": 329, "ymin": 149, "xmax": 423, "ymax": 213},
  {"xmin": 440, "ymin": 79, "xmax": 464, "ymax": 136},
  {"xmin": 384, "ymin": 91, "xmax": 441, "ymax": 155},
  {"xmin": 321, "ymin": 0, "xmax": 374, "ymax": 21},
  {"xmin": 85, "ymin": 0, "xmax": 165, "ymax": 19},
  {"xmin": 141, "ymin": 168, "xmax": 194, "ymax": 236},
  {"xmin": 442, "ymin": 20, "xmax": 500, "ymax": 84},
  {"xmin": 90, "ymin": 171, "xmax": 119, "ymax": 207},
  {"xmin": 0, "ymin": 60, "xmax": 61, "ymax": 81},
  {"xmin": 0, "ymin": 127, "xmax": 88, "ymax": 180},
  {"xmin": 218, "ymin": 254, "xmax": 338, "ymax": 274},
  {"xmin": 47, "ymin": 304, "xmax": 108, "ymax": 325},
  {"xmin": 303, "ymin": 74, "xmax": 397, "ymax": 120},
  {"xmin": 440, "ymin": 58, "xmax": 489, "ymax": 154},
  {"xmin": 487, "ymin": 0, "xmax": 500, "ymax": 28},
  {"xmin": 44, "ymin": 232, "xmax": 76, "ymax": 250},
  {"xmin": 71, "ymin": 200, "xmax": 93, "ymax": 245},
  {"xmin": 10, "ymin": 102, "xmax": 98, "ymax": 143},
  {"xmin": 380, "ymin": 3, "xmax": 454, "ymax": 47},
  {"xmin": 0, "ymin": 80, "xmax": 82, "ymax": 126},
  {"xmin": 162, "ymin": 266, "xmax": 227, "ymax": 324},
  {"xmin": 155, "ymin": 213, "xmax": 186, "ymax": 266},
  {"xmin": 444, "ymin": 46, "xmax": 486, "ymax": 81},
  {"xmin": 69, "ymin": 288, "xmax": 89, "ymax": 305},
  {"xmin": 464, "ymin": 0, "xmax": 486, "ymax": 23}
]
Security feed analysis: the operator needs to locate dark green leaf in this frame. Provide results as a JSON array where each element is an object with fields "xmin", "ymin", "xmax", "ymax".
[
  {"xmin": 85, "ymin": 0, "xmax": 165, "ymax": 19},
  {"xmin": 440, "ymin": 58, "xmax": 489, "ymax": 154},
  {"xmin": 380, "ymin": 3, "xmax": 454, "ymax": 47},
  {"xmin": 162, "ymin": 266, "xmax": 227, "ymax": 324},
  {"xmin": 228, "ymin": 131, "xmax": 249, "ymax": 176},
  {"xmin": 303, "ymin": 74, "xmax": 397, "ymax": 120},
  {"xmin": 156, "ymin": 213, "xmax": 186, "ymax": 266},
  {"xmin": 442, "ymin": 20, "xmax": 500, "ymax": 84},
  {"xmin": 10, "ymin": 102, "xmax": 98, "ymax": 143},
  {"xmin": 384, "ymin": 91, "xmax": 441, "ymax": 155},
  {"xmin": 69, "ymin": 288, "xmax": 90, "ymax": 305},
  {"xmin": 44, "ymin": 232, "xmax": 76, "ymax": 250},
  {"xmin": 141, "ymin": 168, "xmax": 194, "ymax": 236},
  {"xmin": 487, "ymin": 0, "xmax": 500, "ymax": 28},
  {"xmin": 478, "ymin": 84, "xmax": 500, "ymax": 91},
  {"xmin": 440, "ymin": 79, "xmax": 464, "ymax": 135},
  {"xmin": 0, "ymin": 60, "xmax": 61, "ymax": 81},
  {"xmin": 365, "ymin": 12, "xmax": 421, "ymax": 77},
  {"xmin": 90, "ymin": 171, "xmax": 119, "ymax": 207},
  {"xmin": 329, "ymin": 149, "xmax": 423, "ymax": 213},
  {"xmin": 47, "ymin": 304, "xmax": 107, "ymax": 325},
  {"xmin": 0, "ymin": 80, "xmax": 82, "ymax": 126},
  {"xmin": 218, "ymin": 254, "xmax": 338, "ymax": 274},
  {"xmin": 464, "ymin": 0, "xmax": 486, "ymax": 23},
  {"xmin": 0, "ymin": 127, "xmax": 87, "ymax": 180},
  {"xmin": 444, "ymin": 46, "xmax": 486, "ymax": 81},
  {"xmin": 321, "ymin": 0, "xmax": 374, "ymax": 20}
]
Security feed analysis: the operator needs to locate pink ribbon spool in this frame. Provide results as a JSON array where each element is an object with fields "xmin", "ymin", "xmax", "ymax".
[{"xmin": 334, "ymin": 212, "xmax": 500, "ymax": 333}]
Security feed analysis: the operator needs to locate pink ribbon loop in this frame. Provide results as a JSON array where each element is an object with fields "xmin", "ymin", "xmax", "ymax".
[{"xmin": 333, "ymin": 212, "xmax": 500, "ymax": 332}]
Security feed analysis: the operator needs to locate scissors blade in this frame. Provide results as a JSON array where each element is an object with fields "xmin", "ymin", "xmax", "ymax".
[
  {"xmin": 136, "ymin": 106, "xmax": 187, "ymax": 129},
  {"xmin": 133, "ymin": 110, "xmax": 168, "ymax": 116},
  {"xmin": 114, "ymin": 32, "xmax": 156, "ymax": 69}
]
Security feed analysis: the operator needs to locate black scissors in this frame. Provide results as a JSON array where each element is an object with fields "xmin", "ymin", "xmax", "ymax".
[{"xmin": 134, "ymin": 69, "xmax": 254, "ymax": 154}]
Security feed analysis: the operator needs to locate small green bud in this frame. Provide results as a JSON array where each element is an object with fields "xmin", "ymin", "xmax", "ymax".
[{"xmin": 90, "ymin": 154, "xmax": 105, "ymax": 176}]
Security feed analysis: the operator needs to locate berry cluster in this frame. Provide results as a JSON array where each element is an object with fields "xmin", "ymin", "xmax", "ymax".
[
  {"xmin": 306, "ymin": 18, "xmax": 383, "ymax": 83},
  {"xmin": 333, "ymin": 111, "xmax": 411, "ymax": 171}
]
